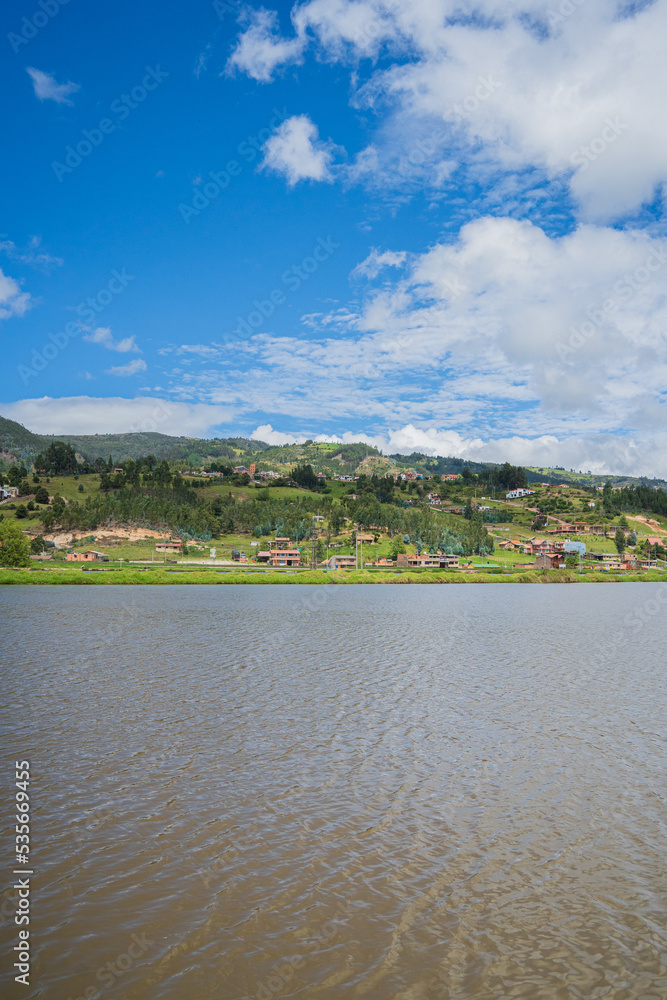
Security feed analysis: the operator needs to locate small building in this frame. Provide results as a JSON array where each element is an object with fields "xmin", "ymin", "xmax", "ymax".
[
  {"xmin": 66, "ymin": 550, "xmax": 109, "ymax": 562},
  {"xmin": 506, "ymin": 488, "xmax": 535, "ymax": 499},
  {"xmin": 396, "ymin": 553, "xmax": 460, "ymax": 569},
  {"xmin": 322, "ymin": 554, "xmax": 357, "ymax": 569},
  {"xmin": 534, "ymin": 553, "xmax": 564, "ymax": 569},
  {"xmin": 269, "ymin": 548, "xmax": 300, "ymax": 567},
  {"xmin": 156, "ymin": 541, "xmax": 183, "ymax": 553},
  {"xmin": 234, "ymin": 466, "xmax": 249, "ymax": 474},
  {"xmin": 441, "ymin": 474, "xmax": 460, "ymax": 481},
  {"xmin": 0, "ymin": 486, "xmax": 19, "ymax": 499},
  {"xmin": 256, "ymin": 551, "xmax": 271, "ymax": 563}
]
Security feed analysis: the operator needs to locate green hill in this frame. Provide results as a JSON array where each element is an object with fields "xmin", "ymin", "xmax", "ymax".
[{"xmin": 0, "ymin": 413, "xmax": 664, "ymax": 488}]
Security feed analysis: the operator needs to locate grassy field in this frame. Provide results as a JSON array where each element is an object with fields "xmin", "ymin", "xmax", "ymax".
[{"xmin": 2, "ymin": 565, "xmax": 666, "ymax": 586}]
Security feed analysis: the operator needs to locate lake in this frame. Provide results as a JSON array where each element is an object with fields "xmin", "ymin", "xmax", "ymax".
[{"xmin": 1, "ymin": 583, "xmax": 665, "ymax": 999}]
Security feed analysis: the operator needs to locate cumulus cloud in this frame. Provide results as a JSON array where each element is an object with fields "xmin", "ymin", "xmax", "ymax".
[
  {"xmin": 0, "ymin": 268, "xmax": 31, "ymax": 320},
  {"xmin": 261, "ymin": 115, "xmax": 339, "ymax": 185},
  {"xmin": 229, "ymin": 0, "xmax": 667, "ymax": 221},
  {"xmin": 27, "ymin": 67, "xmax": 80, "ymax": 105},
  {"xmin": 160, "ymin": 215, "xmax": 667, "ymax": 474},
  {"xmin": 105, "ymin": 359, "xmax": 147, "ymax": 377},
  {"xmin": 83, "ymin": 327, "xmax": 140, "ymax": 353},
  {"xmin": 0, "ymin": 396, "xmax": 235, "ymax": 436},
  {"xmin": 251, "ymin": 422, "xmax": 665, "ymax": 477},
  {"xmin": 226, "ymin": 7, "xmax": 305, "ymax": 82}
]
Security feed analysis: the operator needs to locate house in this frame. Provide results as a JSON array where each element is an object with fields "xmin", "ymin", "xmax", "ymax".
[
  {"xmin": 313, "ymin": 515, "xmax": 325, "ymax": 522},
  {"xmin": 66, "ymin": 550, "xmax": 109, "ymax": 562},
  {"xmin": 271, "ymin": 537, "xmax": 291, "ymax": 548},
  {"xmin": 441, "ymin": 474, "xmax": 460, "ymax": 481},
  {"xmin": 534, "ymin": 553, "xmax": 564, "ymax": 569},
  {"xmin": 156, "ymin": 541, "xmax": 183, "ymax": 553},
  {"xmin": 0, "ymin": 486, "xmax": 19, "ymax": 499},
  {"xmin": 585, "ymin": 552, "xmax": 635, "ymax": 570},
  {"xmin": 646, "ymin": 536, "xmax": 663, "ymax": 547},
  {"xmin": 322, "ymin": 554, "xmax": 357, "ymax": 569},
  {"xmin": 234, "ymin": 466, "xmax": 249, "ymax": 474},
  {"xmin": 396, "ymin": 553, "xmax": 459, "ymax": 568},
  {"xmin": 639, "ymin": 558, "xmax": 658, "ymax": 569},
  {"xmin": 268, "ymin": 547, "xmax": 300, "ymax": 567},
  {"xmin": 256, "ymin": 551, "xmax": 271, "ymax": 563},
  {"xmin": 506, "ymin": 488, "xmax": 535, "ymax": 499}
]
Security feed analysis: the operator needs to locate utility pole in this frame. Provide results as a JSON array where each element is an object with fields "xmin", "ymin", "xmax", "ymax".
[{"xmin": 310, "ymin": 521, "xmax": 318, "ymax": 571}]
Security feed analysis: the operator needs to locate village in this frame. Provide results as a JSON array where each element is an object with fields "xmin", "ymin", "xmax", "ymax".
[{"xmin": 5, "ymin": 462, "xmax": 662, "ymax": 578}]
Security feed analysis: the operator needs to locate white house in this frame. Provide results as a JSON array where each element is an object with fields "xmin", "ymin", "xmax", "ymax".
[{"xmin": 506, "ymin": 488, "xmax": 535, "ymax": 499}]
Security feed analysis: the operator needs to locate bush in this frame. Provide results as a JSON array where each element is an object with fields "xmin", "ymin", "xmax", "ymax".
[
  {"xmin": 0, "ymin": 521, "xmax": 30, "ymax": 566},
  {"xmin": 15, "ymin": 505, "xmax": 28, "ymax": 520},
  {"xmin": 77, "ymin": 484, "xmax": 84, "ymax": 493}
]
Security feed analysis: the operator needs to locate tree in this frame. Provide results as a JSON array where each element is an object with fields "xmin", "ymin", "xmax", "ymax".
[
  {"xmin": 15, "ymin": 505, "xmax": 28, "ymax": 519},
  {"xmin": 0, "ymin": 521, "xmax": 31, "ymax": 566},
  {"xmin": 77, "ymin": 483, "xmax": 84, "ymax": 493},
  {"xmin": 389, "ymin": 537, "xmax": 406, "ymax": 559},
  {"xmin": 7, "ymin": 465, "xmax": 28, "ymax": 487},
  {"xmin": 18, "ymin": 480, "xmax": 32, "ymax": 496},
  {"xmin": 614, "ymin": 527, "xmax": 626, "ymax": 555},
  {"xmin": 30, "ymin": 536, "xmax": 46, "ymax": 554},
  {"xmin": 34, "ymin": 441, "xmax": 79, "ymax": 475},
  {"xmin": 34, "ymin": 486, "xmax": 50, "ymax": 505}
]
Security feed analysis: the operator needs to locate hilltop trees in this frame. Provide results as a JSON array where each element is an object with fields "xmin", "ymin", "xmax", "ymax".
[{"xmin": 34, "ymin": 441, "xmax": 79, "ymax": 475}]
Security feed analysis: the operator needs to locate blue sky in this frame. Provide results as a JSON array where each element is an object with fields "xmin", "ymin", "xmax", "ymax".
[{"xmin": 1, "ymin": 0, "xmax": 666, "ymax": 474}]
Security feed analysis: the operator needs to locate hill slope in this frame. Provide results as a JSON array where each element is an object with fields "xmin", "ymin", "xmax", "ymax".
[{"xmin": 0, "ymin": 413, "xmax": 665, "ymax": 489}]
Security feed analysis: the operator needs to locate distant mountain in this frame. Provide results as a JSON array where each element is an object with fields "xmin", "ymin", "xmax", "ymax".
[{"xmin": 0, "ymin": 413, "xmax": 665, "ymax": 489}]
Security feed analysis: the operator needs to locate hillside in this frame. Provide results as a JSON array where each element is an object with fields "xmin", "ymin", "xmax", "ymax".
[{"xmin": 0, "ymin": 413, "xmax": 665, "ymax": 488}]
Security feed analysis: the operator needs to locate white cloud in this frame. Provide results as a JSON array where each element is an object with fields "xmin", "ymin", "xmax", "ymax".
[
  {"xmin": 105, "ymin": 359, "xmax": 147, "ymax": 377},
  {"xmin": 83, "ymin": 327, "xmax": 140, "ymax": 353},
  {"xmin": 261, "ymin": 114, "xmax": 338, "ymax": 185},
  {"xmin": 161, "ymin": 215, "xmax": 667, "ymax": 474},
  {"xmin": 229, "ymin": 0, "xmax": 667, "ymax": 221},
  {"xmin": 0, "ymin": 397, "xmax": 235, "ymax": 436},
  {"xmin": 351, "ymin": 248, "xmax": 408, "ymax": 280},
  {"xmin": 0, "ymin": 268, "xmax": 31, "ymax": 320},
  {"xmin": 0, "ymin": 236, "xmax": 63, "ymax": 272},
  {"xmin": 226, "ymin": 7, "xmax": 305, "ymax": 83},
  {"xmin": 250, "ymin": 421, "xmax": 666, "ymax": 477},
  {"xmin": 27, "ymin": 67, "xmax": 80, "ymax": 105}
]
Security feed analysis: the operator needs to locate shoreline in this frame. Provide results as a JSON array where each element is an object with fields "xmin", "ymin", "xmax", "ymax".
[{"xmin": 1, "ymin": 568, "xmax": 665, "ymax": 585}]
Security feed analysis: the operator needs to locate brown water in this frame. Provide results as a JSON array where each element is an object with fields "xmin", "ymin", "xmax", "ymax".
[{"xmin": 1, "ymin": 583, "xmax": 665, "ymax": 1000}]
